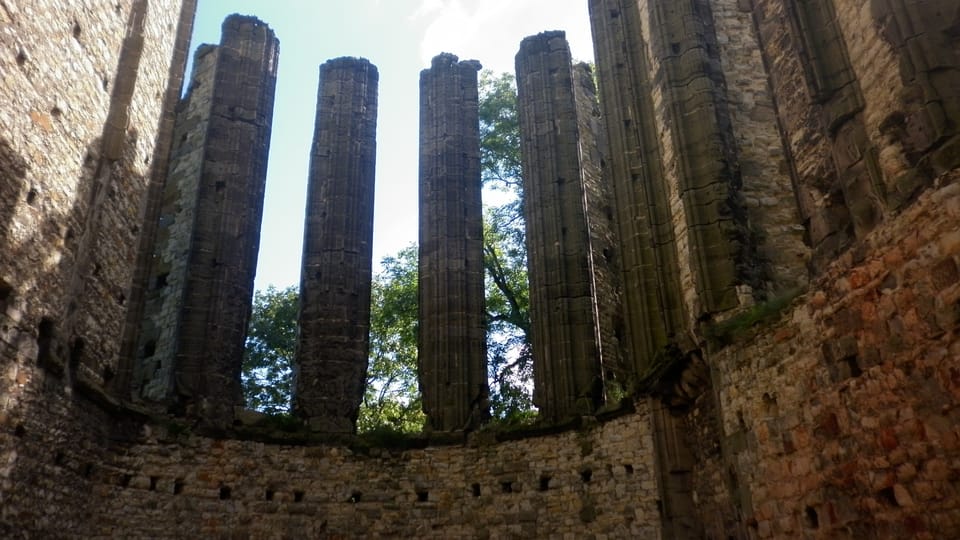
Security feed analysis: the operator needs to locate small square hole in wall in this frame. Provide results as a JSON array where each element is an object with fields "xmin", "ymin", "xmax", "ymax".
[
  {"xmin": 82, "ymin": 463, "xmax": 94, "ymax": 479},
  {"xmin": 149, "ymin": 476, "xmax": 158, "ymax": 491},
  {"xmin": 580, "ymin": 469, "xmax": 592, "ymax": 483},
  {"xmin": 501, "ymin": 481, "xmax": 513, "ymax": 493},
  {"xmin": 173, "ymin": 479, "xmax": 184, "ymax": 495},
  {"xmin": 539, "ymin": 476, "xmax": 551, "ymax": 491},
  {"xmin": 294, "ymin": 490, "xmax": 304, "ymax": 503},
  {"xmin": 265, "ymin": 489, "xmax": 274, "ymax": 501},
  {"xmin": 348, "ymin": 492, "xmax": 361, "ymax": 503},
  {"xmin": 219, "ymin": 486, "xmax": 231, "ymax": 500},
  {"xmin": 624, "ymin": 464, "xmax": 634, "ymax": 475},
  {"xmin": 471, "ymin": 483, "xmax": 481, "ymax": 497},
  {"xmin": 14, "ymin": 424, "xmax": 26, "ymax": 437},
  {"xmin": 120, "ymin": 474, "xmax": 132, "ymax": 488},
  {"xmin": 416, "ymin": 490, "xmax": 429, "ymax": 502}
]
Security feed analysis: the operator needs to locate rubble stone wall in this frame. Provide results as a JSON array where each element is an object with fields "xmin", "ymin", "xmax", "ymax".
[{"xmin": 690, "ymin": 172, "xmax": 960, "ymax": 539}]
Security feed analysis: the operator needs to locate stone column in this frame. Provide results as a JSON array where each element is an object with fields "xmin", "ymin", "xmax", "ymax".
[
  {"xmin": 515, "ymin": 32, "xmax": 622, "ymax": 421},
  {"xmin": 588, "ymin": 0, "xmax": 686, "ymax": 373},
  {"xmin": 295, "ymin": 57, "xmax": 379, "ymax": 434},
  {"xmin": 418, "ymin": 53, "xmax": 489, "ymax": 431},
  {"xmin": 134, "ymin": 15, "xmax": 278, "ymax": 425}
]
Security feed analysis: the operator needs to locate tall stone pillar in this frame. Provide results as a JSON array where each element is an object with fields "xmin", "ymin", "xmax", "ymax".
[
  {"xmin": 515, "ymin": 32, "xmax": 622, "ymax": 422},
  {"xmin": 418, "ymin": 53, "xmax": 489, "ymax": 431},
  {"xmin": 295, "ymin": 57, "xmax": 379, "ymax": 433},
  {"xmin": 133, "ymin": 15, "xmax": 278, "ymax": 425},
  {"xmin": 587, "ymin": 0, "xmax": 686, "ymax": 373}
]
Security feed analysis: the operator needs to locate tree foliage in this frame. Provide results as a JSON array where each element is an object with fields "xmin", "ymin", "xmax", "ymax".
[
  {"xmin": 242, "ymin": 285, "xmax": 297, "ymax": 414},
  {"xmin": 358, "ymin": 245, "xmax": 425, "ymax": 432},
  {"xmin": 479, "ymin": 70, "xmax": 535, "ymax": 421}
]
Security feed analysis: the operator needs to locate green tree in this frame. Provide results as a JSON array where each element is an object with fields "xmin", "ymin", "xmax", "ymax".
[
  {"xmin": 479, "ymin": 70, "xmax": 535, "ymax": 421},
  {"xmin": 358, "ymin": 245, "xmax": 425, "ymax": 432},
  {"xmin": 242, "ymin": 285, "xmax": 297, "ymax": 414}
]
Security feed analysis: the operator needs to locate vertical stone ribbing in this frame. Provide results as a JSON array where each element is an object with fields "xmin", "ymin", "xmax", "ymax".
[
  {"xmin": 516, "ymin": 32, "xmax": 608, "ymax": 421},
  {"xmin": 573, "ymin": 62, "xmax": 626, "ymax": 393},
  {"xmin": 295, "ymin": 57, "xmax": 379, "ymax": 434},
  {"xmin": 589, "ymin": 3, "xmax": 708, "ymax": 538},
  {"xmin": 647, "ymin": 0, "xmax": 753, "ymax": 315},
  {"xmin": 135, "ymin": 15, "xmax": 278, "ymax": 424},
  {"xmin": 114, "ymin": 0, "xmax": 198, "ymax": 398},
  {"xmin": 418, "ymin": 53, "xmax": 488, "ymax": 432},
  {"xmin": 588, "ymin": 0, "xmax": 686, "ymax": 374}
]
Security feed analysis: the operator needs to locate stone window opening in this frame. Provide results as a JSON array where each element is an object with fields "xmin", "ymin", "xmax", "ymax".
[
  {"xmin": 173, "ymin": 479, "xmax": 184, "ymax": 495},
  {"xmin": 416, "ymin": 490, "xmax": 429, "ymax": 502},
  {"xmin": 293, "ymin": 490, "xmax": 304, "ymax": 503},
  {"xmin": 348, "ymin": 491, "xmax": 362, "ymax": 503},
  {"xmin": 219, "ymin": 485, "xmax": 231, "ymax": 500},
  {"xmin": 264, "ymin": 489, "xmax": 274, "ymax": 501},
  {"xmin": 471, "ymin": 483, "xmax": 481, "ymax": 497}
]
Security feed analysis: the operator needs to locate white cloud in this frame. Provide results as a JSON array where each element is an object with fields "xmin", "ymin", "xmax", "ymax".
[
  {"xmin": 417, "ymin": 0, "xmax": 593, "ymax": 74},
  {"xmin": 410, "ymin": 0, "xmax": 446, "ymax": 20}
]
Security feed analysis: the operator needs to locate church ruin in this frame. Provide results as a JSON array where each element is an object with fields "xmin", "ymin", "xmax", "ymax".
[{"xmin": 2, "ymin": 1, "xmax": 960, "ymax": 537}]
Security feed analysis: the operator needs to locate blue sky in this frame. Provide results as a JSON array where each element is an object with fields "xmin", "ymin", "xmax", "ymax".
[{"xmin": 189, "ymin": 1, "xmax": 594, "ymax": 291}]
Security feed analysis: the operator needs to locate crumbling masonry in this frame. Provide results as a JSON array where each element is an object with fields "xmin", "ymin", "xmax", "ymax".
[{"xmin": 2, "ymin": 1, "xmax": 960, "ymax": 538}]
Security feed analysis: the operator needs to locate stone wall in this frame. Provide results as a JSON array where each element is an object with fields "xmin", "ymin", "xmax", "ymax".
[
  {"xmin": 297, "ymin": 57, "xmax": 379, "ymax": 433},
  {"xmin": 0, "ymin": 0, "xmax": 195, "ymax": 535},
  {"xmin": 690, "ymin": 171, "xmax": 960, "ymax": 538},
  {"xmin": 133, "ymin": 43, "xmax": 219, "ymax": 403},
  {"xmin": 96, "ymin": 403, "xmax": 661, "ymax": 538}
]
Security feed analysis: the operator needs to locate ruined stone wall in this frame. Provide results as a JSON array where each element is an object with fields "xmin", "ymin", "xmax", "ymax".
[
  {"xmin": 94, "ymin": 404, "xmax": 661, "ymax": 538},
  {"xmin": 418, "ymin": 54, "xmax": 488, "ymax": 431},
  {"xmin": 0, "ymin": 0, "xmax": 195, "ymax": 534},
  {"xmin": 0, "ymin": 0, "xmax": 192, "ymax": 392},
  {"xmin": 163, "ymin": 16, "xmax": 277, "ymax": 424},
  {"xmin": 134, "ymin": 43, "xmax": 219, "ymax": 403},
  {"xmin": 297, "ymin": 57, "xmax": 378, "ymax": 433},
  {"xmin": 689, "ymin": 172, "xmax": 960, "ymax": 539},
  {"xmin": 710, "ymin": 0, "xmax": 810, "ymax": 293}
]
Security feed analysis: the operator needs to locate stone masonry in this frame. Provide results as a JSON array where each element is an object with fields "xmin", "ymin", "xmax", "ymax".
[
  {"xmin": 417, "ymin": 54, "xmax": 489, "ymax": 432},
  {"xmin": 1, "ymin": 1, "xmax": 960, "ymax": 538},
  {"xmin": 296, "ymin": 57, "xmax": 379, "ymax": 434},
  {"xmin": 515, "ymin": 31, "xmax": 621, "ymax": 421},
  {"xmin": 133, "ymin": 15, "xmax": 279, "ymax": 424}
]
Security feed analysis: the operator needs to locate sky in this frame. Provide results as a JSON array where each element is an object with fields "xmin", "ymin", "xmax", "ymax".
[{"xmin": 188, "ymin": 0, "xmax": 595, "ymax": 292}]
